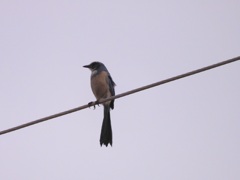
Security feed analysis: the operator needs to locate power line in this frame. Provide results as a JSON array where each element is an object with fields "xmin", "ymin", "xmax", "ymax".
[{"xmin": 0, "ymin": 56, "xmax": 239, "ymax": 135}]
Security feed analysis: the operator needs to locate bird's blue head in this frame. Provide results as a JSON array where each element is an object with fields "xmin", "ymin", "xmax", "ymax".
[{"xmin": 83, "ymin": 61, "xmax": 107, "ymax": 73}]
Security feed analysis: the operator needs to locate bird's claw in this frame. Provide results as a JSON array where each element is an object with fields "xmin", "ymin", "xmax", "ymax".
[{"xmin": 88, "ymin": 100, "xmax": 100, "ymax": 109}]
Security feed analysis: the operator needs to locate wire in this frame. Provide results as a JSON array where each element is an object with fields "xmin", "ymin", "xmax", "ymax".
[{"xmin": 0, "ymin": 56, "xmax": 239, "ymax": 135}]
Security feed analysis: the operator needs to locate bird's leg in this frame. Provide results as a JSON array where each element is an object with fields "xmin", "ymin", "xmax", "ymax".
[
  {"xmin": 88, "ymin": 101, "xmax": 94, "ymax": 108},
  {"xmin": 95, "ymin": 100, "xmax": 100, "ymax": 107},
  {"xmin": 88, "ymin": 100, "xmax": 100, "ymax": 109}
]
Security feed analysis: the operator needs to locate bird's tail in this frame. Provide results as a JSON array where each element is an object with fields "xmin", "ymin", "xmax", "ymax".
[{"xmin": 100, "ymin": 105, "xmax": 112, "ymax": 146}]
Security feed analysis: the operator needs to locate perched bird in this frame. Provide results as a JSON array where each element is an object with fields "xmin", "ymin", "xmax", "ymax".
[{"xmin": 83, "ymin": 62, "xmax": 116, "ymax": 146}]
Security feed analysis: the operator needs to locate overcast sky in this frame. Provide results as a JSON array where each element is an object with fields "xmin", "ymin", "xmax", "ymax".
[{"xmin": 0, "ymin": 1, "xmax": 240, "ymax": 180}]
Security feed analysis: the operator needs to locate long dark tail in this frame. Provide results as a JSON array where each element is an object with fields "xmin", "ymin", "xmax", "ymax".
[{"xmin": 100, "ymin": 105, "xmax": 112, "ymax": 146}]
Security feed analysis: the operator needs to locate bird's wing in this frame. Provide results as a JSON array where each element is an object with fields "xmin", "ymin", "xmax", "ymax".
[{"xmin": 108, "ymin": 75, "xmax": 116, "ymax": 96}]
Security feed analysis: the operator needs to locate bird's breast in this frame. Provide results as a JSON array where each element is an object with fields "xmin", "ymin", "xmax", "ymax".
[{"xmin": 91, "ymin": 71, "xmax": 110, "ymax": 100}]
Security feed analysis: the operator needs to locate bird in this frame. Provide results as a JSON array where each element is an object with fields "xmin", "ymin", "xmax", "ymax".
[{"xmin": 83, "ymin": 62, "xmax": 116, "ymax": 147}]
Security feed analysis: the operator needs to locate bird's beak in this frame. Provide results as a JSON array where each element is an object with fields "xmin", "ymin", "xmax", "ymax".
[{"xmin": 83, "ymin": 64, "xmax": 90, "ymax": 68}]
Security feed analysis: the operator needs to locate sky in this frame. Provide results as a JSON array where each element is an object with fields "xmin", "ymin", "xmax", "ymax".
[{"xmin": 0, "ymin": 0, "xmax": 240, "ymax": 180}]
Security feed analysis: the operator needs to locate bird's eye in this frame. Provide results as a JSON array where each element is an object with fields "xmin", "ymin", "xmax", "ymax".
[{"xmin": 92, "ymin": 63, "xmax": 98, "ymax": 69}]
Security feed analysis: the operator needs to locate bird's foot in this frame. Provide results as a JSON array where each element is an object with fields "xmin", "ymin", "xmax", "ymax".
[{"xmin": 88, "ymin": 100, "xmax": 100, "ymax": 109}]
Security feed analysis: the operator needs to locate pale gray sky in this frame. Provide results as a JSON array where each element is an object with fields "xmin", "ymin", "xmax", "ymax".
[{"xmin": 0, "ymin": 1, "xmax": 240, "ymax": 180}]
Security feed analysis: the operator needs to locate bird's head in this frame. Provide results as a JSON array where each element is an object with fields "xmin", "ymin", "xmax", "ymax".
[{"xmin": 83, "ymin": 61, "xmax": 103, "ymax": 71}]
